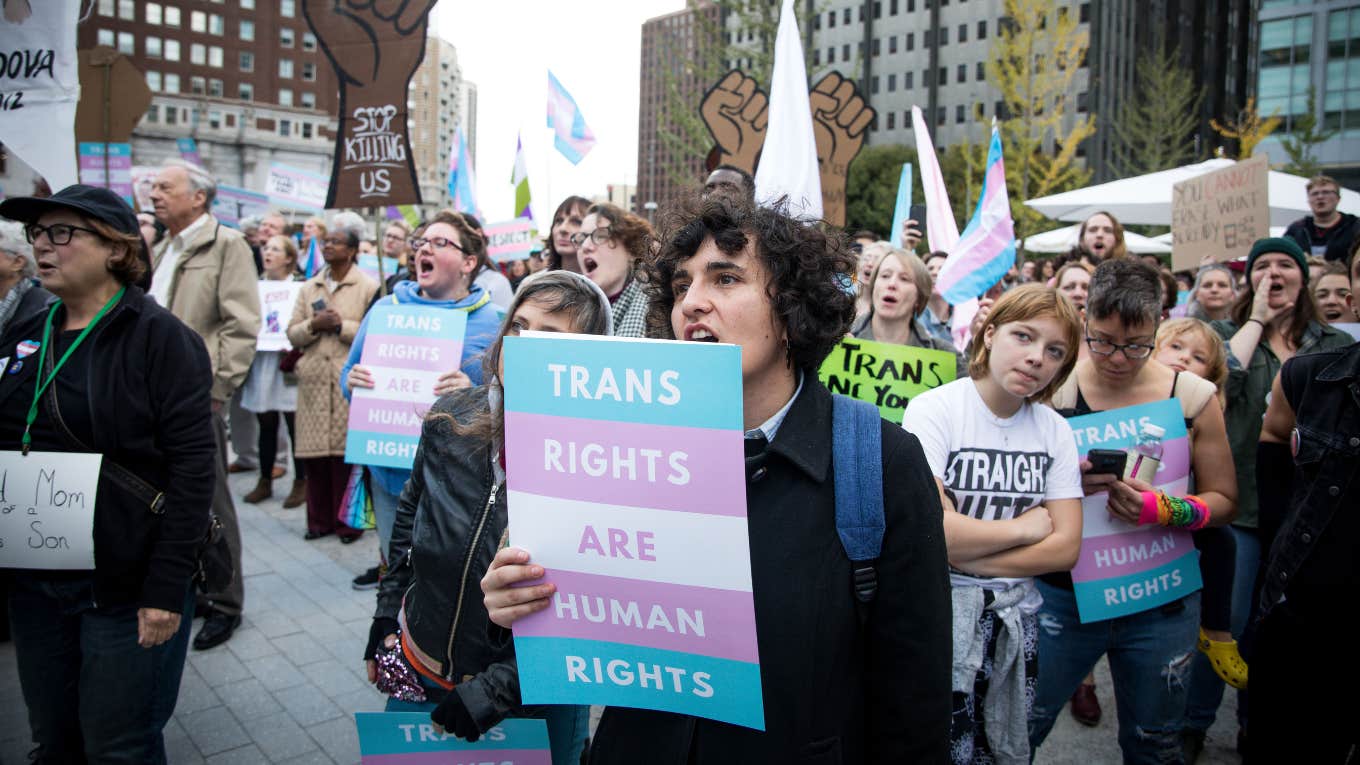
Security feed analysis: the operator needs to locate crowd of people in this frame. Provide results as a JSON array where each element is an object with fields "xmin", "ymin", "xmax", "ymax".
[{"xmin": 0, "ymin": 158, "xmax": 1356, "ymax": 764}]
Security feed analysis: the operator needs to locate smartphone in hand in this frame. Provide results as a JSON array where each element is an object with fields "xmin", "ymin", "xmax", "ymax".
[{"xmin": 1086, "ymin": 448, "xmax": 1128, "ymax": 477}]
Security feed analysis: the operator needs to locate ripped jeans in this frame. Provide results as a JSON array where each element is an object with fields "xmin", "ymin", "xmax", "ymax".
[{"xmin": 1029, "ymin": 583, "xmax": 1200, "ymax": 764}]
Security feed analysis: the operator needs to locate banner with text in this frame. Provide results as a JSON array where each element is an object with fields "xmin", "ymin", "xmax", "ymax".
[
  {"xmin": 356, "ymin": 253, "xmax": 388, "ymax": 286},
  {"xmin": 355, "ymin": 713, "xmax": 549, "ymax": 765},
  {"xmin": 485, "ymin": 219, "xmax": 537, "ymax": 263},
  {"xmin": 1067, "ymin": 399, "xmax": 1202, "ymax": 623},
  {"xmin": 77, "ymin": 143, "xmax": 133, "ymax": 206},
  {"xmin": 818, "ymin": 337, "xmax": 956, "ymax": 424},
  {"xmin": 0, "ymin": 451, "xmax": 103, "ymax": 570},
  {"xmin": 503, "ymin": 334, "xmax": 763, "ymax": 730},
  {"xmin": 256, "ymin": 281, "xmax": 302, "ymax": 352},
  {"xmin": 1171, "ymin": 154, "xmax": 1269, "ymax": 272},
  {"xmin": 345, "ymin": 304, "xmax": 467, "ymax": 469},
  {"xmin": 265, "ymin": 163, "xmax": 328, "ymax": 212},
  {"xmin": 215, "ymin": 185, "xmax": 272, "ymax": 228}
]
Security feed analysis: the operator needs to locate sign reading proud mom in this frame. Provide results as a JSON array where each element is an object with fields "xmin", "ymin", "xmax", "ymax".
[
  {"xmin": 503, "ymin": 334, "xmax": 763, "ymax": 730},
  {"xmin": 345, "ymin": 304, "xmax": 466, "ymax": 469},
  {"xmin": 1067, "ymin": 399, "xmax": 1203, "ymax": 623}
]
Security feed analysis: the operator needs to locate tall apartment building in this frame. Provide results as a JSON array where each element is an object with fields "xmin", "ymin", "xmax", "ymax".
[
  {"xmin": 637, "ymin": 2, "xmax": 723, "ymax": 218},
  {"xmin": 409, "ymin": 37, "xmax": 465, "ymax": 213},
  {"xmin": 460, "ymin": 80, "xmax": 479, "ymax": 161}
]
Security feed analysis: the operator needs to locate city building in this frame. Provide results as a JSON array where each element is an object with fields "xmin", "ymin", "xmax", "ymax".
[
  {"xmin": 595, "ymin": 183, "xmax": 638, "ymax": 211},
  {"xmin": 409, "ymin": 37, "xmax": 466, "ymax": 213},
  {"xmin": 460, "ymin": 80, "xmax": 479, "ymax": 161}
]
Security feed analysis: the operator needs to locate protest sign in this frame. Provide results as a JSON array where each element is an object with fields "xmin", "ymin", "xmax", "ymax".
[
  {"xmin": 177, "ymin": 137, "xmax": 202, "ymax": 165},
  {"xmin": 214, "ymin": 185, "xmax": 272, "ymax": 228},
  {"xmin": 1171, "ymin": 154, "xmax": 1269, "ymax": 272},
  {"xmin": 1066, "ymin": 399, "xmax": 1203, "ymax": 623},
  {"xmin": 0, "ymin": 0, "xmax": 79, "ymax": 190},
  {"xmin": 345, "ymin": 304, "xmax": 467, "ymax": 470},
  {"xmin": 503, "ymin": 334, "xmax": 763, "ymax": 730},
  {"xmin": 302, "ymin": 3, "xmax": 431, "ymax": 209},
  {"xmin": 0, "ymin": 451, "xmax": 103, "ymax": 570},
  {"xmin": 265, "ymin": 163, "xmax": 328, "ymax": 212},
  {"xmin": 818, "ymin": 337, "xmax": 956, "ymax": 423},
  {"xmin": 485, "ymin": 219, "xmax": 536, "ymax": 263},
  {"xmin": 356, "ymin": 253, "xmax": 387, "ymax": 286},
  {"xmin": 77, "ymin": 143, "xmax": 133, "ymax": 205},
  {"xmin": 355, "ymin": 714, "xmax": 550, "ymax": 765},
  {"xmin": 256, "ymin": 281, "xmax": 302, "ymax": 352}
]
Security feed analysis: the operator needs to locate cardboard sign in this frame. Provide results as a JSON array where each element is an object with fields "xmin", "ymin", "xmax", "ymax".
[
  {"xmin": 302, "ymin": 3, "xmax": 431, "ymax": 209},
  {"xmin": 1171, "ymin": 154, "xmax": 1269, "ymax": 272},
  {"xmin": 818, "ymin": 338, "xmax": 957, "ymax": 424},
  {"xmin": 485, "ymin": 219, "xmax": 537, "ymax": 263},
  {"xmin": 0, "ymin": 0, "xmax": 80, "ymax": 189},
  {"xmin": 1066, "ymin": 399, "xmax": 1203, "ymax": 623},
  {"xmin": 214, "ymin": 185, "xmax": 272, "ymax": 228},
  {"xmin": 355, "ymin": 713, "xmax": 550, "ymax": 765},
  {"xmin": 256, "ymin": 281, "xmax": 302, "ymax": 352},
  {"xmin": 265, "ymin": 163, "xmax": 328, "ymax": 212},
  {"xmin": 345, "ymin": 304, "xmax": 468, "ymax": 469},
  {"xmin": 0, "ymin": 451, "xmax": 103, "ymax": 570},
  {"xmin": 503, "ymin": 334, "xmax": 764, "ymax": 730},
  {"xmin": 77, "ymin": 142, "xmax": 133, "ymax": 206}
]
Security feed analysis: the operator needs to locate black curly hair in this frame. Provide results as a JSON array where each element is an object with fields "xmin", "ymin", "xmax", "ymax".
[{"xmin": 643, "ymin": 196, "xmax": 856, "ymax": 374}]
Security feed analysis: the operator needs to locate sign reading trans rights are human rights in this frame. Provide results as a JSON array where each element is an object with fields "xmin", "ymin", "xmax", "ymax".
[
  {"xmin": 503, "ymin": 334, "xmax": 764, "ymax": 730},
  {"xmin": 344, "ymin": 304, "xmax": 466, "ymax": 470}
]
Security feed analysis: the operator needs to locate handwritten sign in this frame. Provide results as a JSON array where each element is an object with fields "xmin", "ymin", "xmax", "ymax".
[
  {"xmin": 355, "ymin": 713, "xmax": 550, "ymax": 765},
  {"xmin": 0, "ymin": 451, "xmax": 103, "ymax": 570},
  {"xmin": 1171, "ymin": 155, "xmax": 1269, "ymax": 272},
  {"xmin": 484, "ymin": 219, "xmax": 537, "ymax": 263},
  {"xmin": 0, "ymin": 0, "xmax": 80, "ymax": 189},
  {"xmin": 503, "ymin": 334, "xmax": 763, "ymax": 730},
  {"xmin": 345, "ymin": 304, "xmax": 467, "ymax": 469},
  {"xmin": 214, "ymin": 185, "xmax": 272, "ymax": 228},
  {"xmin": 818, "ymin": 337, "xmax": 956, "ymax": 424},
  {"xmin": 256, "ymin": 281, "xmax": 302, "ymax": 352},
  {"xmin": 265, "ymin": 163, "xmax": 328, "ymax": 212},
  {"xmin": 1066, "ymin": 399, "xmax": 1203, "ymax": 623}
]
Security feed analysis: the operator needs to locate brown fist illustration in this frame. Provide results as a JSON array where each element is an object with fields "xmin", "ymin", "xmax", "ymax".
[
  {"xmin": 809, "ymin": 72, "xmax": 875, "ymax": 226},
  {"xmin": 701, "ymin": 70, "xmax": 768, "ymax": 174},
  {"xmin": 303, "ymin": 0, "xmax": 434, "ymax": 88}
]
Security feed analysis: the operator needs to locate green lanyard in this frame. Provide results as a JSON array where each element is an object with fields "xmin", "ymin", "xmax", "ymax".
[{"xmin": 21, "ymin": 287, "xmax": 126, "ymax": 455}]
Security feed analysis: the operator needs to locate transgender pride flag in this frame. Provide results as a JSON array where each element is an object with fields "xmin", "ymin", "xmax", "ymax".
[
  {"xmin": 447, "ymin": 124, "xmax": 480, "ymax": 218},
  {"xmin": 934, "ymin": 126, "xmax": 1016, "ymax": 306},
  {"xmin": 546, "ymin": 71, "xmax": 597, "ymax": 164}
]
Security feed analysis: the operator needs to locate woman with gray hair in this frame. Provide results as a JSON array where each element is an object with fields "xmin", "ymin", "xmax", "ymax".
[
  {"xmin": 1185, "ymin": 263, "xmax": 1235, "ymax": 322},
  {"xmin": 0, "ymin": 219, "xmax": 51, "ymax": 336}
]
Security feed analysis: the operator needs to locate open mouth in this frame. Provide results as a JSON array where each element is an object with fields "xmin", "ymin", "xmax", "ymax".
[
  {"xmin": 417, "ymin": 257, "xmax": 435, "ymax": 277},
  {"xmin": 1323, "ymin": 307, "xmax": 1344, "ymax": 320},
  {"xmin": 582, "ymin": 256, "xmax": 598, "ymax": 276},
  {"xmin": 881, "ymin": 295, "xmax": 899, "ymax": 306},
  {"xmin": 685, "ymin": 326, "xmax": 719, "ymax": 342},
  {"xmin": 1268, "ymin": 282, "xmax": 1284, "ymax": 294}
]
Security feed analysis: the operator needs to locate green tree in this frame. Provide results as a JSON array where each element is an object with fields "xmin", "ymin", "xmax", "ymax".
[
  {"xmin": 987, "ymin": 0, "xmax": 1096, "ymax": 238},
  {"xmin": 1109, "ymin": 47, "xmax": 1205, "ymax": 176},
  {"xmin": 844, "ymin": 143, "xmax": 918, "ymax": 235},
  {"xmin": 1211, "ymin": 96, "xmax": 1282, "ymax": 159},
  {"xmin": 1279, "ymin": 87, "xmax": 1336, "ymax": 177}
]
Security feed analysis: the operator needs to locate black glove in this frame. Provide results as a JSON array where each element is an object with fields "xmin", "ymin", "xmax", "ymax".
[
  {"xmin": 364, "ymin": 617, "xmax": 400, "ymax": 661},
  {"xmin": 430, "ymin": 687, "xmax": 480, "ymax": 741}
]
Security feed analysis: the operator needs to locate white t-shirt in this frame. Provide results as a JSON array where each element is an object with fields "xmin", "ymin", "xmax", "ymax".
[
  {"xmin": 903, "ymin": 378, "xmax": 1083, "ymax": 592},
  {"xmin": 474, "ymin": 268, "xmax": 513, "ymax": 310}
]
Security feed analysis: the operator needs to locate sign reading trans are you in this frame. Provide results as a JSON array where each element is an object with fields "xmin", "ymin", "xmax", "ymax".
[{"xmin": 502, "ymin": 333, "xmax": 764, "ymax": 730}]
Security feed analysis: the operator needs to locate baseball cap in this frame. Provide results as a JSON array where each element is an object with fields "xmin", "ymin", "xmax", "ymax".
[{"xmin": 0, "ymin": 184, "xmax": 140, "ymax": 237}]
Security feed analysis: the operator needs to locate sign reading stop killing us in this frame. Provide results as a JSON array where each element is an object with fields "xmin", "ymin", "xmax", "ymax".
[
  {"xmin": 345, "ymin": 304, "xmax": 466, "ymax": 470},
  {"xmin": 0, "ymin": 451, "xmax": 103, "ymax": 570},
  {"xmin": 354, "ymin": 713, "xmax": 550, "ymax": 765},
  {"xmin": 1066, "ymin": 399, "xmax": 1203, "ymax": 623},
  {"xmin": 502, "ymin": 334, "xmax": 763, "ymax": 730}
]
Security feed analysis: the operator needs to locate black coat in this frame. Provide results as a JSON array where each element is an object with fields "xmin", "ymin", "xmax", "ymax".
[
  {"xmin": 0, "ymin": 286, "xmax": 215, "ymax": 613},
  {"xmin": 589, "ymin": 379, "xmax": 952, "ymax": 764},
  {"xmin": 1284, "ymin": 213, "xmax": 1359, "ymax": 264}
]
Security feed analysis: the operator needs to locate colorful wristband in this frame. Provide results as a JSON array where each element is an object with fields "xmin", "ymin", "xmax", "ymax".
[
  {"xmin": 1139, "ymin": 490, "xmax": 1211, "ymax": 529},
  {"xmin": 1138, "ymin": 491, "xmax": 1161, "ymax": 525}
]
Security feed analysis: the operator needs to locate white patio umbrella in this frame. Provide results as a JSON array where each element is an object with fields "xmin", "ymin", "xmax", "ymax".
[
  {"xmin": 1024, "ymin": 224, "xmax": 1171, "ymax": 255},
  {"xmin": 1025, "ymin": 159, "xmax": 1360, "ymax": 227},
  {"xmin": 1152, "ymin": 226, "xmax": 1286, "ymax": 247}
]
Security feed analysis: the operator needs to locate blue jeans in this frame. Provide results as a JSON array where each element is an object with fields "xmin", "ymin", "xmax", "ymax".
[
  {"xmin": 1184, "ymin": 524, "xmax": 1259, "ymax": 733},
  {"xmin": 9, "ymin": 574, "xmax": 195, "ymax": 764},
  {"xmin": 1030, "ymin": 582, "xmax": 1200, "ymax": 764},
  {"xmin": 371, "ymin": 477, "xmax": 401, "ymax": 562},
  {"xmin": 385, "ymin": 675, "xmax": 589, "ymax": 765}
]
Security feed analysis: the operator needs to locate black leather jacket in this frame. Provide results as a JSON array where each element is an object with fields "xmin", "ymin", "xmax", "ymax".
[{"xmin": 375, "ymin": 385, "xmax": 516, "ymax": 729}]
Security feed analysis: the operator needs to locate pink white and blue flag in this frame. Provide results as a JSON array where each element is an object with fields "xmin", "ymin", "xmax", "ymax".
[
  {"xmin": 934, "ymin": 126, "xmax": 1016, "ymax": 307},
  {"xmin": 302, "ymin": 236, "xmax": 319, "ymax": 279},
  {"xmin": 446, "ymin": 124, "xmax": 480, "ymax": 218},
  {"xmin": 546, "ymin": 71, "xmax": 597, "ymax": 165}
]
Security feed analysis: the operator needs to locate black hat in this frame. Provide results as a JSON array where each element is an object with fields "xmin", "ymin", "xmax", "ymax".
[{"xmin": 0, "ymin": 184, "xmax": 140, "ymax": 237}]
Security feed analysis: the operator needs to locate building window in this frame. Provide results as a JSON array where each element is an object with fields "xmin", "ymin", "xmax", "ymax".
[
  {"xmin": 164, "ymin": 6, "xmax": 180, "ymax": 27},
  {"xmin": 891, "ymin": 0, "xmax": 898, "ymax": 14},
  {"xmin": 279, "ymin": 59, "xmax": 294, "ymax": 78},
  {"xmin": 890, "ymin": 36, "xmax": 898, "ymax": 54},
  {"xmin": 956, "ymin": 104, "xmax": 965, "ymax": 122},
  {"xmin": 209, "ymin": 46, "xmax": 223, "ymax": 68},
  {"xmin": 907, "ymin": 32, "xmax": 914, "ymax": 51},
  {"xmin": 302, "ymin": 122, "xmax": 314, "ymax": 139},
  {"xmin": 1259, "ymin": 15, "xmax": 1314, "ymax": 132},
  {"xmin": 303, "ymin": 32, "xmax": 317, "ymax": 51},
  {"xmin": 190, "ymin": 10, "xmax": 205, "ymax": 32},
  {"xmin": 939, "ymin": 66, "xmax": 947, "ymax": 84},
  {"xmin": 208, "ymin": 110, "xmax": 222, "ymax": 129},
  {"xmin": 871, "ymin": 75, "xmax": 880, "ymax": 94},
  {"xmin": 240, "ymin": 51, "xmax": 254, "ymax": 71},
  {"xmin": 281, "ymin": 28, "xmax": 295, "ymax": 47},
  {"xmin": 887, "ymin": 111, "xmax": 896, "ymax": 130},
  {"xmin": 190, "ymin": 43, "xmax": 206, "ymax": 65},
  {"xmin": 97, "ymin": 29, "xmax": 114, "ymax": 47},
  {"xmin": 146, "ymin": 71, "xmax": 161, "ymax": 91},
  {"xmin": 239, "ymin": 82, "xmax": 253, "ymax": 100},
  {"xmin": 240, "ymin": 20, "xmax": 254, "ymax": 40},
  {"xmin": 1080, "ymin": 2, "xmax": 1090, "ymax": 23},
  {"xmin": 165, "ymin": 39, "xmax": 180, "ymax": 61},
  {"xmin": 98, "ymin": 0, "xmax": 113, "ymax": 16},
  {"xmin": 209, "ymin": 13, "xmax": 224, "ymax": 35},
  {"xmin": 164, "ymin": 73, "xmax": 180, "ymax": 94},
  {"xmin": 118, "ymin": 0, "xmax": 134, "ymax": 19},
  {"xmin": 117, "ymin": 32, "xmax": 134, "ymax": 55},
  {"xmin": 872, "ymin": 38, "xmax": 880, "ymax": 56},
  {"xmin": 813, "ymin": 48, "xmax": 821, "ymax": 66},
  {"xmin": 977, "ymin": 61, "xmax": 986, "ymax": 80},
  {"xmin": 828, "ymin": 47, "xmax": 835, "ymax": 64},
  {"xmin": 190, "ymin": 76, "xmax": 205, "ymax": 95},
  {"xmin": 1324, "ymin": 8, "xmax": 1360, "ymax": 135},
  {"xmin": 905, "ymin": 71, "xmax": 914, "ymax": 89},
  {"xmin": 958, "ymin": 63, "xmax": 967, "ymax": 82},
  {"xmin": 978, "ymin": 20, "xmax": 987, "ymax": 39},
  {"xmin": 959, "ymin": 24, "xmax": 967, "ymax": 42},
  {"xmin": 209, "ymin": 78, "xmax": 223, "ymax": 97},
  {"xmin": 302, "ymin": 62, "xmax": 316, "ymax": 81},
  {"xmin": 281, "ymin": 0, "xmax": 295, "ymax": 18},
  {"xmin": 937, "ymin": 107, "xmax": 946, "ymax": 125},
  {"xmin": 842, "ymin": 43, "xmax": 850, "ymax": 60},
  {"xmin": 828, "ymin": 10, "xmax": 835, "ymax": 28},
  {"xmin": 241, "ymin": 0, "xmax": 254, "ymax": 7},
  {"xmin": 874, "ymin": 1, "xmax": 881, "ymax": 19},
  {"xmin": 843, "ymin": 8, "xmax": 851, "ymax": 23},
  {"xmin": 146, "ymin": 3, "xmax": 162, "ymax": 24},
  {"xmin": 146, "ymin": 104, "xmax": 159, "ymax": 123},
  {"xmin": 940, "ymin": 26, "xmax": 948, "ymax": 45},
  {"xmin": 165, "ymin": 105, "xmax": 179, "ymax": 124},
  {"xmin": 225, "ymin": 113, "xmax": 236, "ymax": 127},
  {"xmin": 279, "ymin": 88, "xmax": 294, "ymax": 107},
  {"xmin": 924, "ymin": 29, "xmax": 933, "ymax": 48},
  {"xmin": 888, "ymin": 73, "xmax": 897, "ymax": 91},
  {"xmin": 279, "ymin": 119, "xmax": 292, "ymax": 137},
  {"xmin": 301, "ymin": 91, "xmax": 316, "ymax": 109},
  {"xmin": 146, "ymin": 36, "xmax": 162, "ymax": 58}
]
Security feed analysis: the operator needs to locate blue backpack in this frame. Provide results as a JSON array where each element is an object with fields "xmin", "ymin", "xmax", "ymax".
[{"xmin": 830, "ymin": 395, "xmax": 885, "ymax": 620}]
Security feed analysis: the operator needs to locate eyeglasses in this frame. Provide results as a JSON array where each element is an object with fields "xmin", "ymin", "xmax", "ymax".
[
  {"xmin": 1308, "ymin": 189, "xmax": 1339, "ymax": 198},
  {"xmin": 569, "ymin": 227, "xmax": 613, "ymax": 247},
  {"xmin": 1084, "ymin": 335, "xmax": 1155, "ymax": 359},
  {"xmin": 409, "ymin": 236, "xmax": 465, "ymax": 253},
  {"xmin": 25, "ymin": 222, "xmax": 101, "ymax": 246}
]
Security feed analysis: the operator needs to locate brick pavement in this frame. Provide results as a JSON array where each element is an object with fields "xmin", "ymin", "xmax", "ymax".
[{"xmin": 0, "ymin": 470, "xmax": 1242, "ymax": 764}]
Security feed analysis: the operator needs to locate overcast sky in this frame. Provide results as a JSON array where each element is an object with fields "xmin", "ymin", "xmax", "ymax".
[{"xmin": 432, "ymin": 0, "xmax": 686, "ymax": 224}]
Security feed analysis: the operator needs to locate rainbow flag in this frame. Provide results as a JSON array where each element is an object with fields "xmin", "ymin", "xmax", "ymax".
[
  {"xmin": 447, "ymin": 124, "xmax": 479, "ymax": 218},
  {"xmin": 512, "ymin": 133, "xmax": 533, "ymax": 223},
  {"xmin": 546, "ymin": 71, "xmax": 596, "ymax": 164},
  {"xmin": 934, "ymin": 126, "xmax": 1015, "ymax": 306}
]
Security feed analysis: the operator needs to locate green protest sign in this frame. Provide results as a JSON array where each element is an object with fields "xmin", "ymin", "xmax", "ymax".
[{"xmin": 818, "ymin": 337, "xmax": 957, "ymax": 423}]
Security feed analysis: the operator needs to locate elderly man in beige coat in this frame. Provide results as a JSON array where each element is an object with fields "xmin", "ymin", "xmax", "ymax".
[{"xmin": 150, "ymin": 159, "xmax": 260, "ymax": 651}]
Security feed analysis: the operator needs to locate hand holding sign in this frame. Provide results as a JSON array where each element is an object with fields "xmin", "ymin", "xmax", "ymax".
[
  {"xmin": 482, "ymin": 547, "xmax": 554, "ymax": 629},
  {"xmin": 700, "ymin": 70, "xmax": 768, "ymax": 173}
]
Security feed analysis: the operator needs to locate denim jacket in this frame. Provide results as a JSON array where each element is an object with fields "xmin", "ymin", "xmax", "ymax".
[{"xmin": 1258, "ymin": 343, "xmax": 1360, "ymax": 620}]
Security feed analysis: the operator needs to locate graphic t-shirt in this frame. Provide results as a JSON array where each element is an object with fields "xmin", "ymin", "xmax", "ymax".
[{"xmin": 903, "ymin": 378, "xmax": 1083, "ymax": 592}]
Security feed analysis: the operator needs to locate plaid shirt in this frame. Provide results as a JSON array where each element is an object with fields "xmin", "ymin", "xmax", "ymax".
[{"xmin": 612, "ymin": 278, "xmax": 649, "ymax": 338}]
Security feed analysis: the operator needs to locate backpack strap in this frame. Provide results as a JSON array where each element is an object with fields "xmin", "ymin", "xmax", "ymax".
[{"xmin": 831, "ymin": 395, "xmax": 885, "ymax": 619}]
